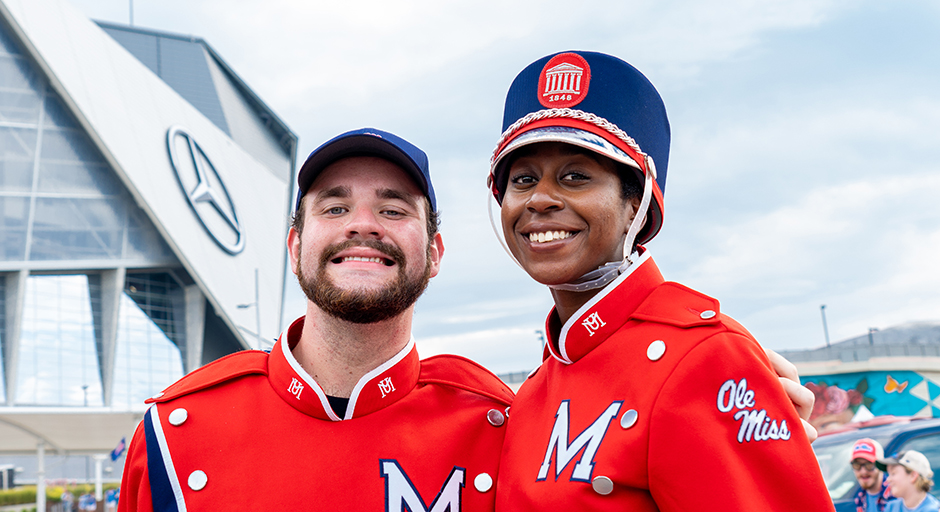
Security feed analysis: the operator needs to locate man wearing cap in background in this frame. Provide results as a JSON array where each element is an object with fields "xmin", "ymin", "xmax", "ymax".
[
  {"xmin": 118, "ymin": 128, "xmax": 512, "ymax": 511},
  {"xmin": 853, "ymin": 438, "xmax": 892, "ymax": 511},
  {"xmin": 879, "ymin": 450, "xmax": 939, "ymax": 512}
]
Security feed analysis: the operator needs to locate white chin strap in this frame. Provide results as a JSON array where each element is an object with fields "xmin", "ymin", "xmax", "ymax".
[
  {"xmin": 548, "ymin": 169, "xmax": 654, "ymax": 293},
  {"xmin": 488, "ymin": 191, "xmax": 527, "ymax": 272}
]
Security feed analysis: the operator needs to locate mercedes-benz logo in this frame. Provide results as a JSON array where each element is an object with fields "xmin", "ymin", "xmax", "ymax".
[{"xmin": 167, "ymin": 126, "xmax": 244, "ymax": 255}]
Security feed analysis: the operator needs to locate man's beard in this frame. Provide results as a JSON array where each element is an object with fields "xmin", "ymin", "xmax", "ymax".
[{"xmin": 297, "ymin": 239, "xmax": 432, "ymax": 324}]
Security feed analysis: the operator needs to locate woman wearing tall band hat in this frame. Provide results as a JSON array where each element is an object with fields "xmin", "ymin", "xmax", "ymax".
[{"xmin": 488, "ymin": 51, "xmax": 834, "ymax": 511}]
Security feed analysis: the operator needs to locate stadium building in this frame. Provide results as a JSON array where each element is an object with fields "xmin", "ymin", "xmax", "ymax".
[
  {"xmin": 783, "ymin": 322, "xmax": 940, "ymax": 433},
  {"xmin": 0, "ymin": 0, "xmax": 295, "ymax": 494}
]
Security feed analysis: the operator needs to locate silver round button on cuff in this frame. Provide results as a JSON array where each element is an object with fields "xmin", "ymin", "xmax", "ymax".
[
  {"xmin": 700, "ymin": 310, "xmax": 717, "ymax": 319},
  {"xmin": 188, "ymin": 470, "xmax": 207, "ymax": 491},
  {"xmin": 620, "ymin": 409, "xmax": 638, "ymax": 429},
  {"xmin": 646, "ymin": 340, "xmax": 666, "ymax": 361},
  {"xmin": 474, "ymin": 473, "xmax": 493, "ymax": 492},
  {"xmin": 486, "ymin": 409, "xmax": 505, "ymax": 427},
  {"xmin": 592, "ymin": 475, "xmax": 614, "ymax": 495},
  {"xmin": 168, "ymin": 408, "xmax": 188, "ymax": 426}
]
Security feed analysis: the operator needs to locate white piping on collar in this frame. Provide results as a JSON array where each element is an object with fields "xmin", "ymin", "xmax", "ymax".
[
  {"xmin": 279, "ymin": 334, "xmax": 416, "ymax": 421},
  {"xmin": 280, "ymin": 336, "xmax": 341, "ymax": 421},
  {"xmin": 554, "ymin": 249, "xmax": 652, "ymax": 364},
  {"xmin": 345, "ymin": 337, "xmax": 416, "ymax": 420}
]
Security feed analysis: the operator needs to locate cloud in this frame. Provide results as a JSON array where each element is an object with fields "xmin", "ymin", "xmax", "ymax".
[
  {"xmin": 85, "ymin": 0, "xmax": 851, "ymax": 153},
  {"xmin": 673, "ymin": 171, "xmax": 940, "ymax": 350},
  {"xmin": 595, "ymin": 0, "xmax": 841, "ymax": 79},
  {"xmin": 677, "ymin": 99, "xmax": 940, "ymax": 188},
  {"xmin": 417, "ymin": 326, "xmax": 544, "ymax": 375},
  {"xmin": 72, "ymin": 0, "xmax": 940, "ymax": 367}
]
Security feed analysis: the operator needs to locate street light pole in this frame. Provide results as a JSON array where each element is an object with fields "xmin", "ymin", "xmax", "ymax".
[
  {"xmin": 254, "ymin": 268, "xmax": 261, "ymax": 347},
  {"xmin": 237, "ymin": 268, "xmax": 263, "ymax": 348},
  {"xmin": 535, "ymin": 330, "xmax": 545, "ymax": 348},
  {"xmin": 37, "ymin": 443, "xmax": 45, "ymax": 512},
  {"xmin": 820, "ymin": 304, "xmax": 831, "ymax": 348}
]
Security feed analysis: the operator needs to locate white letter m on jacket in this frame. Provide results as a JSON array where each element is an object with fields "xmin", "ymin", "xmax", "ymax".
[
  {"xmin": 381, "ymin": 459, "xmax": 464, "ymax": 512},
  {"xmin": 537, "ymin": 400, "xmax": 622, "ymax": 482}
]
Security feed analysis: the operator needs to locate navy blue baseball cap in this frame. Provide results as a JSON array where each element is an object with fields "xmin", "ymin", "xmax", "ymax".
[
  {"xmin": 296, "ymin": 128, "xmax": 436, "ymax": 212},
  {"xmin": 488, "ymin": 51, "xmax": 670, "ymax": 245}
]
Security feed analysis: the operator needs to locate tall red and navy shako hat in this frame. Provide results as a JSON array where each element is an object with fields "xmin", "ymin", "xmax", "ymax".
[
  {"xmin": 489, "ymin": 51, "xmax": 670, "ymax": 245},
  {"xmin": 296, "ymin": 128, "xmax": 436, "ymax": 212}
]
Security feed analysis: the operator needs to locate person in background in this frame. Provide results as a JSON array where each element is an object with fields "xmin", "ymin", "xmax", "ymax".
[
  {"xmin": 879, "ymin": 450, "xmax": 939, "ymax": 512},
  {"xmin": 78, "ymin": 493, "xmax": 96, "ymax": 512},
  {"xmin": 60, "ymin": 489, "xmax": 74, "ymax": 512},
  {"xmin": 853, "ymin": 438, "xmax": 892, "ymax": 511},
  {"xmin": 105, "ymin": 487, "xmax": 119, "ymax": 511}
]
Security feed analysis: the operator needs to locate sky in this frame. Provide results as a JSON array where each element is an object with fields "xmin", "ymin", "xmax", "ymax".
[{"xmin": 72, "ymin": 0, "xmax": 940, "ymax": 374}]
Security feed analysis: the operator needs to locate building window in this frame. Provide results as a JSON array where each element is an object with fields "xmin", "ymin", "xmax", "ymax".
[
  {"xmin": 0, "ymin": 20, "xmax": 173, "ymax": 268},
  {"xmin": 111, "ymin": 292, "xmax": 184, "ymax": 409},
  {"xmin": 112, "ymin": 273, "xmax": 184, "ymax": 409},
  {"xmin": 15, "ymin": 275, "xmax": 102, "ymax": 406},
  {"xmin": 13, "ymin": 274, "xmax": 184, "ymax": 408}
]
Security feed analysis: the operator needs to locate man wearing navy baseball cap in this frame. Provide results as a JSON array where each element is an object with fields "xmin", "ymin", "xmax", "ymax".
[
  {"xmin": 290, "ymin": 128, "xmax": 439, "ymax": 325},
  {"xmin": 118, "ymin": 128, "xmax": 512, "ymax": 511}
]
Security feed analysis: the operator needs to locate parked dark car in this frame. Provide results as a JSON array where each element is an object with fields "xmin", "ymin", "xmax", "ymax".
[{"xmin": 813, "ymin": 416, "xmax": 940, "ymax": 511}]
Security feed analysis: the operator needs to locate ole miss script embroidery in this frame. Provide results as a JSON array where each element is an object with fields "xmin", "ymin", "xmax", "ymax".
[{"xmin": 717, "ymin": 378, "xmax": 791, "ymax": 443}]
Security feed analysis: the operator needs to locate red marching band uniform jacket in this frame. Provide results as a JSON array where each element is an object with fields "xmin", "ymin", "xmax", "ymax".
[
  {"xmin": 496, "ymin": 251, "xmax": 835, "ymax": 511},
  {"xmin": 118, "ymin": 317, "xmax": 513, "ymax": 512}
]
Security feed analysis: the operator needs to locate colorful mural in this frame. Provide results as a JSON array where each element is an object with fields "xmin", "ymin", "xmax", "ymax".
[{"xmin": 802, "ymin": 371, "xmax": 940, "ymax": 432}]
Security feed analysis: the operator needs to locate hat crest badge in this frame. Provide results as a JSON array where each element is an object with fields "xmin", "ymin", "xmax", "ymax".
[{"xmin": 538, "ymin": 52, "xmax": 591, "ymax": 109}]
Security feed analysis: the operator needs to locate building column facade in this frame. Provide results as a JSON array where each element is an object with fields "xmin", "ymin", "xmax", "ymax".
[
  {"xmin": 88, "ymin": 268, "xmax": 126, "ymax": 406},
  {"xmin": 2, "ymin": 270, "xmax": 28, "ymax": 405},
  {"xmin": 184, "ymin": 285, "xmax": 205, "ymax": 373}
]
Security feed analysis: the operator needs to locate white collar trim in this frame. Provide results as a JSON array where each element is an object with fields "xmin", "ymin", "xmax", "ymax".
[
  {"xmin": 554, "ymin": 249, "xmax": 651, "ymax": 364},
  {"xmin": 279, "ymin": 334, "xmax": 417, "ymax": 421}
]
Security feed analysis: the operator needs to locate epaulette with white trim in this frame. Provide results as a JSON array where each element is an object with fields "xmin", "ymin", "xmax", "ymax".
[
  {"xmin": 419, "ymin": 354, "xmax": 514, "ymax": 407},
  {"xmin": 146, "ymin": 350, "xmax": 269, "ymax": 404},
  {"xmin": 631, "ymin": 282, "xmax": 722, "ymax": 328}
]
